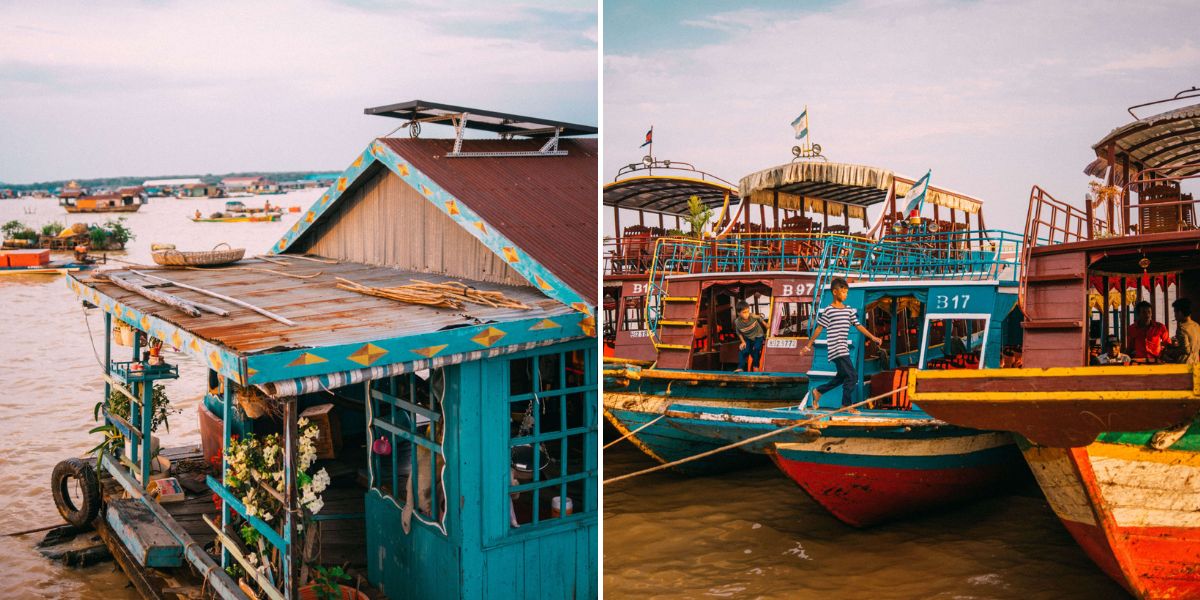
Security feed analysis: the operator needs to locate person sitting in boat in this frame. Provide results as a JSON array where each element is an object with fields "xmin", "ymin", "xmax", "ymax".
[
  {"xmin": 1097, "ymin": 338, "xmax": 1130, "ymax": 365},
  {"xmin": 1088, "ymin": 340, "xmax": 1103, "ymax": 365},
  {"xmin": 72, "ymin": 243, "xmax": 93, "ymax": 264},
  {"xmin": 800, "ymin": 278, "xmax": 883, "ymax": 409},
  {"xmin": 1127, "ymin": 300, "xmax": 1170, "ymax": 363},
  {"xmin": 1160, "ymin": 298, "xmax": 1200, "ymax": 364},
  {"xmin": 195, "ymin": 209, "xmax": 202, "ymax": 219},
  {"xmin": 733, "ymin": 301, "xmax": 767, "ymax": 372}
]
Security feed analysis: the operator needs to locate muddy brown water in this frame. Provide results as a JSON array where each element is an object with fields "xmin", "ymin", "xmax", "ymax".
[
  {"xmin": 602, "ymin": 425, "xmax": 1130, "ymax": 599},
  {"xmin": 0, "ymin": 192, "xmax": 314, "ymax": 598}
]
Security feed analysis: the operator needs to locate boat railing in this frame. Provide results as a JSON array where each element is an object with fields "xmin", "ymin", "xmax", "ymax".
[
  {"xmin": 642, "ymin": 232, "xmax": 844, "ymax": 340},
  {"xmin": 1020, "ymin": 167, "xmax": 1200, "ymax": 306}
]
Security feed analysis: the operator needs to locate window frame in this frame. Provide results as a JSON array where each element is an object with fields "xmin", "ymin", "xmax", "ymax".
[{"xmin": 918, "ymin": 313, "xmax": 991, "ymax": 370}]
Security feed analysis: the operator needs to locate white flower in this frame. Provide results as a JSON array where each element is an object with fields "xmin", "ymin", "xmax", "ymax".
[
  {"xmin": 306, "ymin": 498, "xmax": 324, "ymax": 515},
  {"xmin": 312, "ymin": 469, "xmax": 330, "ymax": 494}
]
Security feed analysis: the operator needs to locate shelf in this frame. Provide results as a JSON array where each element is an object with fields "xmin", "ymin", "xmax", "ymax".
[{"xmin": 110, "ymin": 360, "xmax": 180, "ymax": 385}]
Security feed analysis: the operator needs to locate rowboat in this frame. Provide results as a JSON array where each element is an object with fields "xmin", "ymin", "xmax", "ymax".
[
  {"xmin": 189, "ymin": 213, "xmax": 280, "ymax": 223},
  {"xmin": 909, "ymin": 93, "xmax": 1200, "ymax": 598}
]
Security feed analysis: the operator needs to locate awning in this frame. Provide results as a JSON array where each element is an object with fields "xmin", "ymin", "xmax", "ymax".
[
  {"xmin": 740, "ymin": 162, "xmax": 893, "ymax": 207},
  {"xmin": 740, "ymin": 162, "xmax": 983, "ymax": 215},
  {"xmin": 1085, "ymin": 102, "xmax": 1200, "ymax": 183},
  {"xmin": 604, "ymin": 175, "xmax": 737, "ymax": 215}
]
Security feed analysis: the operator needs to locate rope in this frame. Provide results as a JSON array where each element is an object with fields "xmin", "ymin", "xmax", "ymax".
[
  {"xmin": 603, "ymin": 414, "xmax": 665, "ymax": 450},
  {"xmin": 604, "ymin": 386, "xmax": 907, "ymax": 485}
]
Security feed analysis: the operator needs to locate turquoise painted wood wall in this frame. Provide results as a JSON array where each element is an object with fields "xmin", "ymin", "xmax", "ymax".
[{"xmin": 367, "ymin": 339, "xmax": 597, "ymax": 599}]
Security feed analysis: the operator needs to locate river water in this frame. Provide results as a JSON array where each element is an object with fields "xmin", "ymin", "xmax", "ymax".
[
  {"xmin": 602, "ymin": 427, "xmax": 1129, "ymax": 599},
  {"xmin": 0, "ymin": 191, "xmax": 314, "ymax": 599}
]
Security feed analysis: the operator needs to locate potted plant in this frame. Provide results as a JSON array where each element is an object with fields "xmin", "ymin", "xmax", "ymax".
[
  {"xmin": 94, "ymin": 384, "xmax": 175, "ymax": 465},
  {"xmin": 300, "ymin": 564, "xmax": 368, "ymax": 600}
]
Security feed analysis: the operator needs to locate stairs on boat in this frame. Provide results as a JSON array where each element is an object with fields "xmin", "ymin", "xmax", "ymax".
[
  {"xmin": 655, "ymin": 280, "xmax": 701, "ymax": 369},
  {"xmin": 1022, "ymin": 249, "xmax": 1087, "ymax": 368}
]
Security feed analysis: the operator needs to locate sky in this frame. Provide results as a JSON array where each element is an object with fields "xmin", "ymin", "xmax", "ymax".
[
  {"xmin": 603, "ymin": 0, "xmax": 1200, "ymax": 234},
  {"xmin": 0, "ymin": 0, "xmax": 597, "ymax": 184}
]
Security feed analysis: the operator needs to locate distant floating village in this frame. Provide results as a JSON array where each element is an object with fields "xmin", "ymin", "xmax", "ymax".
[{"xmin": 0, "ymin": 172, "xmax": 341, "ymax": 201}]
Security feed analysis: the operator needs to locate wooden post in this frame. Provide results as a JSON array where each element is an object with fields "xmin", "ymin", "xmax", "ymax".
[
  {"xmin": 221, "ymin": 381, "xmax": 232, "ymax": 568},
  {"xmin": 613, "ymin": 206, "xmax": 621, "ymax": 239},
  {"xmin": 638, "ymin": 209, "xmax": 644, "ymax": 227},
  {"xmin": 889, "ymin": 299, "xmax": 898, "ymax": 370},
  {"xmin": 822, "ymin": 202, "xmax": 829, "ymax": 231},
  {"xmin": 1121, "ymin": 154, "xmax": 1130, "ymax": 234},
  {"xmin": 773, "ymin": 190, "xmax": 780, "ymax": 227},
  {"xmin": 759, "ymin": 203, "xmax": 766, "ymax": 228},
  {"xmin": 675, "ymin": 215, "xmax": 681, "ymax": 230},
  {"xmin": 284, "ymin": 397, "xmax": 299, "ymax": 600},
  {"xmin": 658, "ymin": 212, "xmax": 664, "ymax": 229},
  {"xmin": 1100, "ymin": 275, "xmax": 1109, "ymax": 349},
  {"xmin": 103, "ymin": 312, "xmax": 112, "ymax": 427},
  {"xmin": 1163, "ymin": 276, "xmax": 1171, "ymax": 329}
]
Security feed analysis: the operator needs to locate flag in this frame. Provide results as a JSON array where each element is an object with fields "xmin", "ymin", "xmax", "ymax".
[
  {"xmin": 640, "ymin": 127, "xmax": 653, "ymax": 148},
  {"xmin": 791, "ymin": 110, "xmax": 808, "ymax": 141},
  {"xmin": 902, "ymin": 170, "xmax": 931, "ymax": 218}
]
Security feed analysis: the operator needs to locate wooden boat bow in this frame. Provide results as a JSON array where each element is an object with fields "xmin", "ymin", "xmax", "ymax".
[{"xmin": 910, "ymin": 364, "xmax": 1200, "ymax": 447}]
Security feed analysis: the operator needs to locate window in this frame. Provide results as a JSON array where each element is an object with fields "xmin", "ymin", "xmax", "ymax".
[
  {"xmin": 919, "ymin": 316, "xmax": 989, "ymax": 370},
  {"xmin": 507, "ymin": 346, "xmax": 595, "ymax": 529},
  {"xmin": 621, "ymin": 296, "xmax": 645, "ymax": 331},
  {"xmin": 772, "ymin": 300, "xmax": 810, "ymax": 337},
  {"xmin": 367, "ymin": 369, "xmax": 447, "ymax": 530}
]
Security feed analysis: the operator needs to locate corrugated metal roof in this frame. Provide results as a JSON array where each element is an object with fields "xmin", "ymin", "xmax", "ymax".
[
  {"xmin": 379, "ymin": 137, "xmax": 597, "ymax": 304},
  {"xmin": 1086, "ymin": 103, "xmax": 1200, "ymax": 182},
  {"xmin": 603, "ymin": 176, "xmax": 737, "ymax": 214},
  {"xmin": 79, "ymin": 258, "xmax": 572, "ymax": 356}
]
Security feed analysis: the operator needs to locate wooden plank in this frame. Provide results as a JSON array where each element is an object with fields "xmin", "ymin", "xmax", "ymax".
[
  {"xmin": 105, "ymin": 499, "xmax": 184, "ymax": 568},
  {"xmin": 96, "ymin": 517, "xmax": 168, "ymax": 600}
]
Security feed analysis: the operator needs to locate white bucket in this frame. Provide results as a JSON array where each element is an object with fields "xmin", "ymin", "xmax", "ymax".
[{"xmin": 551, "ymin": 495, "xmax": 573, "ymax": 517}]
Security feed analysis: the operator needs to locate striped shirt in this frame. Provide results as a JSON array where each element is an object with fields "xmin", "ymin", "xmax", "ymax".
[
  {"xmin": 734, "ymin": 314, "xmax": 766, "ymax": 341},
  {"xmin": 817, "ymin": 305, "xmax": 861, "ymax": 359}
]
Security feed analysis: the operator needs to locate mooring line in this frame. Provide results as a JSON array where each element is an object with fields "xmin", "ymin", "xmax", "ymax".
[
  {"xmin": 603, "ymin": 387, "xmax": 907, "ymax": 485},
  {"xmin": 603, "ymin": 414, "xmax": 666, "ymax": 450}
]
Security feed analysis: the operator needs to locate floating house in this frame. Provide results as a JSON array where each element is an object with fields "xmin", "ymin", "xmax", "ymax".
[
  {"xmin": 177, "ymin": 183, "xmax": 225, "ymax": 198},
  {"xmin": 60, "ymin": 101, "xmax": 598, "ymax": 599},
  {"xmin": 221, "ymin": 176, "xmax": 266, "ymax": 193},
  {"xmin": 143, "ymin": 178, "xmax": 203, "ymax": 197}
]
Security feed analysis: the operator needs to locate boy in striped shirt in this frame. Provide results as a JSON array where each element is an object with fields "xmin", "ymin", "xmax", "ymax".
[{"xmin": 800, "ymin": 278, "xmax": 881, "ymax": 409}]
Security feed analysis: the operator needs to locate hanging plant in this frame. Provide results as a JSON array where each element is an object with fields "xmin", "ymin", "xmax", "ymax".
[{"xmin": 223, "ymin": 420, "xmax": 329, "ymax": 593}]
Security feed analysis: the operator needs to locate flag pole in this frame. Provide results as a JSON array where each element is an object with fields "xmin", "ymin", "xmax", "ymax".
[{"xmin": 648, "ymin": 125, "xmax": 654, "ymax": 174}]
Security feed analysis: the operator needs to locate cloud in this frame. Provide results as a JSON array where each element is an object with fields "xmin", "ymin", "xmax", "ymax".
[
  {"xmin": 0, "ymin": 0, "xmax": 596, "ymax": 182},
  {"xmin": 604, "ymin": 0, "xmax": 1200, "ymax": 234}
]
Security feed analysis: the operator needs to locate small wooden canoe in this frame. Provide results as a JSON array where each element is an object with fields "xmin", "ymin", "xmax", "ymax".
[
  {"xmin": 0, "ymin": 261, "xmax": 95, "ymax": 275},
  {"xmin": 151, "ymin": 244, "xmax": 245, "ymax": 267}
]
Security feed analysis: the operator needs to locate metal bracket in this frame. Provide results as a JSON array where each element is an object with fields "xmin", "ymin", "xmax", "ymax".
[{"xmin": 446, "ymin": 125, "xmax": 568, "ymax": 158}]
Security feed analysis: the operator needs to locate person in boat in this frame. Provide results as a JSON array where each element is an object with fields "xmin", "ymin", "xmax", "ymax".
[
  {"xmin": 1161, "ymin": 298, "xmax": 1200, "ymax": 364},
  {"xmin": 733, "ymin": 301, "xmax": 768, "ymax": 372},
  {"xmin": 800, "ymin": 278, "xmax": 883, "ymax": 409},
  {"xmin": 73, "ymin": 243, "xmax": 93, "ymax": 264},
  {"xmin": 1127, "ymin": 300, "xmax": 1170, "ymax": 363},
  {"xmin": 1088, "ymin": 340, "xmax": 1103, "ymax": 365},
  {"xmin": 195, "ymin": 209, "xmax": 202, "ymax": 219},
  {"xmin": 264, "ymin": 199, "xmax": 272, "ymax": 212},
  {"xmin": 1097, "ymin": 338, "xmax": 1130, "ymax": 365}
]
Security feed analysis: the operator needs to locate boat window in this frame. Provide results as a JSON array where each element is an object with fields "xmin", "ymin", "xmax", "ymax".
[
  {"xmin": 367, "ymin": 369, "xmax": 447, "ymax": 531},
  {"xmin": 621, "ymin": 296, "xmax": 645, "ymax": 331},
  {"xmin": 864, "ymin": 296, "xmax": 924, "ymax": 367},
  {"xmin": 771, "ymin": 300, "xmax": 810, "ymax": 337},
  {"xmin": 919, "ymin": 317, "xmax": 989, "ymax": 370},
  {"xmin": 507, "ymin": 346, "xmax": 595, "ymax": 530},
  {"xmin": 745, "ymin": 291, "xmax": 771, "ymax": 323}
]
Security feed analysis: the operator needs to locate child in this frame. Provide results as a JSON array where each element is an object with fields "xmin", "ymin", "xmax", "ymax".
[
  {"xmin": 800, "ymin": 278, "xmax": 882, "ymax": 409},
  {"xmin": 734, "ymin": 301, "xmax": 768, "ymax": 372}
]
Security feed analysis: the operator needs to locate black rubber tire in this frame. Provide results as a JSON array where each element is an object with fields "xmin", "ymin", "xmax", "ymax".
[{"xmin": 51, "ymin": 458, "xmax": 101, "ymax": 528}]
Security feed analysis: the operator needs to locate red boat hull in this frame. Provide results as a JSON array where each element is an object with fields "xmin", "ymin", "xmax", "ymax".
[
  {"xmin": 769, "ymin": 430, "xmax": 1024, "ymax": 527},
  {"xmin": 1025, "ymin": 443, "xmax": 1200, "ymax": 599}
]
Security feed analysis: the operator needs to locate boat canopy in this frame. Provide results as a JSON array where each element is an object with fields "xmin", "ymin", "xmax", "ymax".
[
  {"xmin": 1085, "ymin": 102, "xmax": 1200, "ymax": 184},
  {"xmin": 740, "ymin": 162, "xmax": 983, "ymax": 218},
  {"xmin": 603, "ymin": 175, "xmax": 738, "ymax": 215}
]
